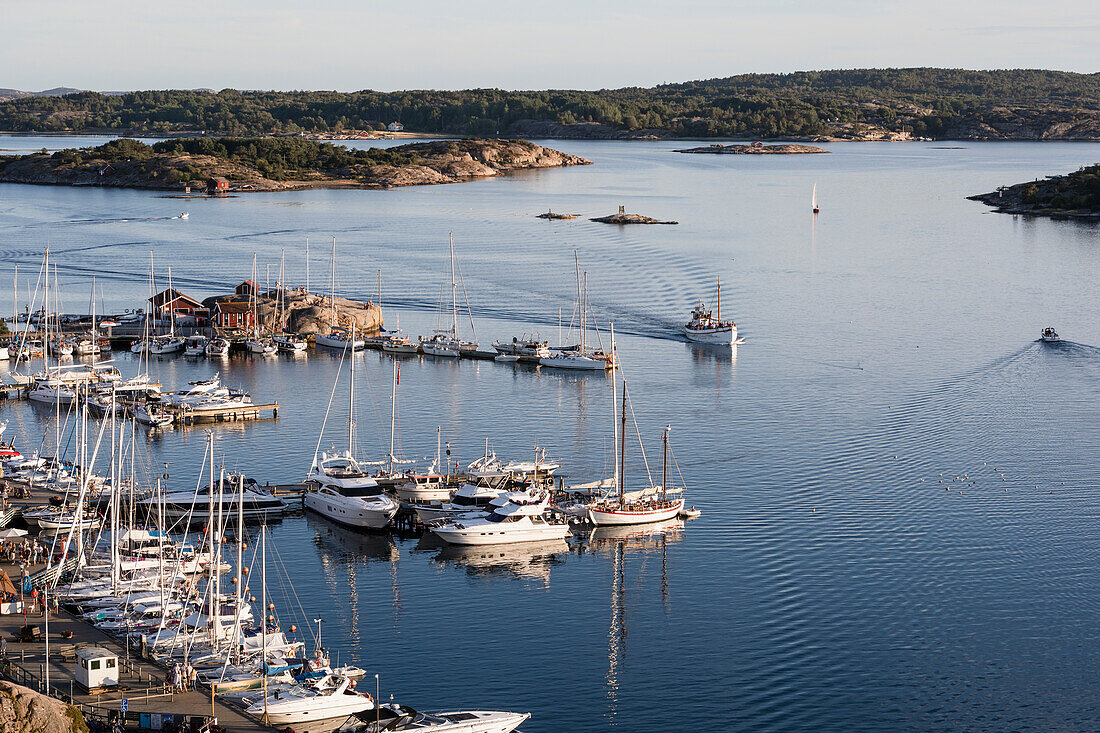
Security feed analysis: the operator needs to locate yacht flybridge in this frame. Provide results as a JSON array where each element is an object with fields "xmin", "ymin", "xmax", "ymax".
[{"xmin": 683, "ymin": 278, "xmax": 737, "ymax": 344}]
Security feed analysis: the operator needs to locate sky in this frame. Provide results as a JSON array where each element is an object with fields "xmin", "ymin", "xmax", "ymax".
[{"xmin": 4, "ymin": 0, "xmax": 1098, "ymax": 91}]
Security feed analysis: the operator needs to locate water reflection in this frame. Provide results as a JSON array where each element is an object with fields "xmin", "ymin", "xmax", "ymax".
[{"xmin": 430, "ymin": 539, "xmax": 569, "ymax": 586}]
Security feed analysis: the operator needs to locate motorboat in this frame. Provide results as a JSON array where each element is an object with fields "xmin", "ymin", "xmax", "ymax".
[
  {"xmin": 72, "ymin": 336, "xmax": 100, "ymax": 355},
  {"xmin": 305, "ymin": 452, "xmax": 399, "ymax": 529},
  {"xmin": 50, "ymin": 338, "xmax": 74, "ymax": 357},
  {"xmin": 159, "ymin": 374, "xmax": 225, "ymax": 405},
  {"xmin": 316, "ymin": 330, "xmax": 364, "ymax": 350},
  {"xmin": 346, "ymin": 704, "xmax": 529, "ymax": 733},
  {"xmin": 28, "ymin": 379, "xmax": 77, "ymax": 404},
  {"xmin": 0, "ymin": 421, "xmax": 22, "ymax": 463},
  {"xmin": 432, "ymin": 498, "xmax": 571, "ymax": 546},
  {"xmin": 380, "ymin": 334, "xmax": 419, "ymax": 354},
  {"xmin": 131, "ymin": 403, "xmax": 173, "ymax": 427},
  {"xmin": 394, "ymin": 473, "xmax": 454, "ymax": 505},
  {"xmin": 244, "ymin": 675, "xmax": 374, "ymax": 725},
  {"xmin": 419, "ymin": 334, "xmax": 463, "ymax": 357},
  {"xmin": 246, "ymin": 337, "xmax": 278, "ymax": 356},
  {"xmin": 682, "ymin": 278, "xmax": 736, "ymax": 344},
  {"xmin": 183, "ymin": 335, "xmax": 208, "ymax": 357},
  {"xmin": 1041, "ymin": 327, "xmax": 1060, "ymax": 343},
  {"xmin": 492, "ymin": 335, "xmax": 550, "ymax": 362},
  {"xmin": 413, "ymin": 481, "xmax": 508, "ymax": 525},
  {"xmin": 205, "ymin": 337, "xmax": 231, "ymax": 357},
  {"xmin": 274, "ymin": 335, "xmax": 307, "ymax": 352},
  {"xmin": 36, "ymin": 511, "xmax": 103, "ymax": 533}
]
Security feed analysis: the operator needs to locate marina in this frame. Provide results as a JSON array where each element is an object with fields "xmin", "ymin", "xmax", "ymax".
[{"xmin": 0, "ymin": 136, "xmax": 1097, "ymax": 732}]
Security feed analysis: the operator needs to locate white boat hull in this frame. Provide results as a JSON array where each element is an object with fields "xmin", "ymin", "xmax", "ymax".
[
  {"xmin": 588, "ymin": 498, "xmax": 685, "ymax": 526},
  {"xmin": 382, "ymin": 342, "xmax": 419, "ymax": 355},
  {"xmin": 538, "ymin": 355, "xmax": 611, "ymax": 371},
  {"xmin": 432, "ymin": 523, "xmax": 570, "ymax": 546},
  {"xmin": 305, "ymin": 490, "xmax": 398, "ymax": 529},
  {"xmin": 422, "ymin": 345, "xmax": 460, "ymax": 357},
  {"xmin": 315, "ymin": 334, "xmax": 364, "ymax": 350},
  {"xmin": 682, "ymin": 325, "xmax": 736, "ymax": 344}
]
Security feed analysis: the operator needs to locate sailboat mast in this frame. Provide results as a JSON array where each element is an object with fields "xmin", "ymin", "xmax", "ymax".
[
  {"xmin": 581, "ymin": 272, "xmax": 588, "ymax": 353},
  {"xmin": 91, "ymin": 276, "xmax": 96, "ymax": 339},
  {"xmin": 305, "ymin": 237, "xmax": 310, "ymax": 293},
  {"xmin": 662, "ymin": 427, "xmax": 669, "ymax": 502},
  {"xmin": 619, "ymin": 383, "xmax": 627, "ymax": 508},
  {"xmin": 348, "ymin": 325, "xmax": 356, "ymax": 454},
  {"xmin": 611, "ymin": 323, "xmax": 619, "ymax": 493},
  {"xmin": 251, "ymin": 253, "xmax": 259, "ymax": 339},
  {"xmin": 717, "ymin": 278, "xmax": 721, "ymax": 322},
  {"xmin": 167, "ymin": 267, "xmax": 176, "ymax": 338},
  {"xmin": 388, "ymin": 362, "xmax": 398, "ymax": 473},
  {"xmin": 330, "ymin": 237, "xmax": 336, "ymax": 328},
  {"xmin": 261, "ymin": 525, "xmax": 269, "ymax": 723},
  {"xmin": 235, "ymin": 473, "xmax": 244, "ymax": 665},
  {"xmin": 449, "ymin": 234, "xmax": 458, "ymax": 337},
  {"xmin": 110, "ymin": 389, "xmax": 119, "ymax": 593}
]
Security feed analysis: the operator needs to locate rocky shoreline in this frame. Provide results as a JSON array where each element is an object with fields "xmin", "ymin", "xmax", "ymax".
[
  {"xmin": 675, "ymin": 143, "xmax": 829, "ymax": 154},
  {"xmin": 969, "ymin": 165, "xmax": 1100, "ymax": 219},
  {"xmin": 0, "ymin": 139, "xmax": 591, "ymax": 192}
]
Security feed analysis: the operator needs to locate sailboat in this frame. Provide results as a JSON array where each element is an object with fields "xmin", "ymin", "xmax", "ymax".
[
  {"xmin": 245, "ymin": 254, "xmax": 277, "ymax": 356},
  {"xmin": 315, "ymin": 238, "xmax": 364, "ymax": 350},
  {"xmin": 682, "ymin": 278, "xmax": 736, "ymax": 344},
  {"xmin": 29, "ymin": 251, "xmax": 77, "ymax": 404},
  {"xmin": 812, "ymin": 182, "xmax": 820, "ymax": 214},
  {"xmin": 419, "ymin": 234, "xmax": 493, "ymax": 358},
  {"xmin": 149, "ymin": 266, "xmax": 184, "ymax": 354},
  {"xmin": 73, "ymin": 277, "xmax": 101, "ymax": 355},
  {"xmin": 273, "ymin": 253, "xmax": 307, "ymax": 352},
  {"xmin": 305, "ymin": 329, "xmax": 399, "ymax": 529},
  {"xmin": 588, "ymin": 333, "xmax": 685, "ymax": 526},
  {"xmin": 539, "ymin": 255, "xmax": 616, "ymax": 371}
]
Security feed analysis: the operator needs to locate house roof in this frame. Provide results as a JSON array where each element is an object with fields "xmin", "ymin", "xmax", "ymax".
[
  {"xmin": 214, "ymin": 301, "xmax": 253, "ymax": 314},
  {"xmin": 149, "ymin": 289, "xmax": 202, "ymax": 310}
]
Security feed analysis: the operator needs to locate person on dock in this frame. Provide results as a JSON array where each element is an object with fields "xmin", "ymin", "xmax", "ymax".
[
  {"xmin": 1, "ymin": 635, "xmax": 7, "ymax": 659},
  {"xmin": 173, "ymin": 663, "xmax": 183, "ymax": 692}
]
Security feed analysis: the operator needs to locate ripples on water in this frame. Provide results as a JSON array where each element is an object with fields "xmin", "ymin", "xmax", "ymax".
[{"xmin": 1, "ymin": 138, "xmax": 1099, "ymax": 731}]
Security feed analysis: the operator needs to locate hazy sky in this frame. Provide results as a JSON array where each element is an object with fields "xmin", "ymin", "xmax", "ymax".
[{"xmin": 5, "ymin": 0, "xmax": 1098, "ymax": 91}]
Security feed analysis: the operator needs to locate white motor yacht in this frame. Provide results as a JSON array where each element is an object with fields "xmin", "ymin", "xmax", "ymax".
[
  {"xmin": 394, "ymin": 472, "xmax": 454, "ymax": 504},
  {"xmin": 492, "ymin": 335, "xmax": 550, "ymax": 362},
  {"xmin": 345, "ymin": 704, "xmax": 529, "ymax": 733},
  {"xmin": 274, "ymin": 335, "xmax": 307, "ymax": 352},
  {"xmin": 244, "ymin": 676, "xmax": 375, "ymax": 725},
  {"xmin": 316, "ymin": 330, "xmax": 364, "ymax": 350},
  {"xmin": 183, "ymin": 335, "xmax": 208, "ymax": 357},
  {"xmin": 413, "ymin": 481, "xmax": 508, "ymax": 525},
  {"xmin": 432, "ymin": 498, "xmax": 571, "ymax": 546},
  {"xmin": 160, "ymin": 374, "xmax": 225, "ymax": 405},
  {"xmin": 305, "ymin": 452, "xmax": 399, "ymax": 529},
  {"xmin": 380, "ymin": 334, "xmax": 419, "ymax": 354},
  {"xmin": 246, "ymin": 338, "xmax": 278, "ymax": 356},
  {"xmin": 28, "ymin": 379, "xmax": 77, "ymax": 404},
  {"xmin": 205, "ymin": 337, "xmax": 231, "ymax": 356},
  {"xmin": 683, "ymin": 278, "xmax": 737, "ymax": 344}
]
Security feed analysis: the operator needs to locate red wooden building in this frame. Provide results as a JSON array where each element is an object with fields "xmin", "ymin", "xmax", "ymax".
[{"xmin": 212, "ymin": 301, "xmax": 254, "ymax": 330}]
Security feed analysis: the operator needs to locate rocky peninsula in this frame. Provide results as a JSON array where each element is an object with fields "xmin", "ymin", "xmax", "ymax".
[
  {"xmin": 0, "ymin": 681, "xmax": 87, "ymax": 733},
  {"xmin": 676, "ymin": 143, "xmax": 829, "ymax": 154},
  {"xmin": 969, "ymin": 164, "xmax": 1100, "ymax": 219},
  {"xmin": 0, "ymin": 137, "xmax": 591, "ymax": 192}
]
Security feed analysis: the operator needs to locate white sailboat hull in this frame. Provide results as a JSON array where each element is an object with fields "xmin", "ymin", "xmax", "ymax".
[
  {"xmin": 315, "ymin": 333, "xmax": 364, "ymax": 350},
  {"xmin": 538, "ymin": 354, "xmax": 611, "ymax": 370},
  {"xmin": 588, "ymin": 499, "xmax": 685, "ymax": 526}
]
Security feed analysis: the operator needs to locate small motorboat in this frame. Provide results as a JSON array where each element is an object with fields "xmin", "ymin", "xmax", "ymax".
[
  {"xmin": 679, "ymin": 505, "xmax": 702, "ymax": 519},
  {"xmin": 205, "ymin": 337, "xmax": 231, "ymax": 357},
  {"xmin": 493, "ymin": 354, "xmax": 519, "ymax": 363},
  {"xmin": 1040, "ymin": 327, "xmax": 1060, "ymax": 343}
]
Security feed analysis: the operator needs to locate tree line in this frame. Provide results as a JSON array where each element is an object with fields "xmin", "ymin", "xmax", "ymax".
[{"xmin": 1, "ymin": 68, "xmax": 1098, "ymax": 139}]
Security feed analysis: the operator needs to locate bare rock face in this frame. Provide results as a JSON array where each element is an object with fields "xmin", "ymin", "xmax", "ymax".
[
  {"xmin": 0, "ymin": 681, "xmax": 88, "ymax": 733},
  {"xmin": 263, "ymin": 289, "xmax": 382, "ymax": 335}
]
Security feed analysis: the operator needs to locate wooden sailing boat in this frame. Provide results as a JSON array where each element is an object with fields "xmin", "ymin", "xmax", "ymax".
[{"xmin": 588, "ymin": 327, "xmax": 685, "ymax": 526}]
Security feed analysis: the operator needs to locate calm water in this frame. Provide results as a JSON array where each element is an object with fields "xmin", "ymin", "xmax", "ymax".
[{"xmin": 2, "ymin": 136, "xmax": 1100, "ymax": 731}]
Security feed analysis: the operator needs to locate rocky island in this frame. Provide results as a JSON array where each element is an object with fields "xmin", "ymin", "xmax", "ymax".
[
  {"xmin": 591, "ymin": 206, "xmax": 678, "ymax": 225},
  {"xmin": 675, "ymin": 143, "xmax": 829, "ymax": 154},
  {"xmin": 0, "ymin": 137, "xmax": 591, "ymax": 192},
  {"xmin": 969, "ymin": 163, "xmax": 1100, "ymax": 219}
]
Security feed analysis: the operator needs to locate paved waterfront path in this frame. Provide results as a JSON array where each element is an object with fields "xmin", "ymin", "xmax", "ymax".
[{"xmin": 0, "ymin": 557, "xmax": 271, "ymax": 733}]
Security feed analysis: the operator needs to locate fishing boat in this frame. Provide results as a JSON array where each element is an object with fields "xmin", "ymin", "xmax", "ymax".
[
  {"xmin": 346, "ymin": 704, "xmax": 530, "ymax": 733},
  {"xmin": 588, "ymin": 341, "xmax": 685, "ymax": 526},
  {"xmin": 682, "ymin": 278, "xmax": 736, "ymax": 345},
  {"xmin": 1041, "ymin": 327, "xmax": 1060, "ymax": 343}
]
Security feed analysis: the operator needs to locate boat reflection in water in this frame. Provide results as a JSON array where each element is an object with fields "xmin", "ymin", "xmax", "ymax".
[
  {"xmin": 430, "ymin": 539, "xmax": 570, "ymax": 586},
  {"xmin": 308, "ymin": 513, "xmax": 400, "ymax": 564},
  {"xmin": 587, "ymin": 518, "xmax": 684, "ymax": 725}
]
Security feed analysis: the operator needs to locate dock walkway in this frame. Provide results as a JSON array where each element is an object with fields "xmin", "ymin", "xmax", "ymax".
[{"xmin": 0, "ymin": 558, "xmax": 272, "ymax": 733}]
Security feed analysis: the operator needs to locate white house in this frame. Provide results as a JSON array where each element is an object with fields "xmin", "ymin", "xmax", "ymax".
[
  {"xmin": 387, "ymin": 122, "xmax": 404, "ymax": 132},
  {"xmin": 75, "ymin": 646, "xmax": 119, "ymax": 689}
]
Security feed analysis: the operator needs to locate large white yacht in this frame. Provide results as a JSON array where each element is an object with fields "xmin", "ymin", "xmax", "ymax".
[
  {"xmin": 244, "ymin": 676, "xmax": 375, "ymax": 725},
  {"xmin": 682, "ymin": 278, "xmax": 737, "ymax": 344},
  {"xmin": 306, "ymin": 451, "xmax": 399, "ymax": 529},
  {"xmin": 148, "ymin": 480, "xmax": 288, "ymax": 522},
  {"xmin": 432, "ymin": 498, "xmax": 571, "ymax": 546}
]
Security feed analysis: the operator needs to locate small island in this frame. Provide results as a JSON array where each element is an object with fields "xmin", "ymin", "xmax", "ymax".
[
  {"xmin": 591, "ymin": 206, "xmax": 678, "ymax": 225},
  {"xmin": 0, "ymin": 137, "xmax": 591, "ymax": 192},
  {"xmin": 969, "ymin": 164, "xmax": 1100, "ymax": 219},
  {"xmin": 675, "ymin": 143, "xmax": 829, "ymax": 155}
]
